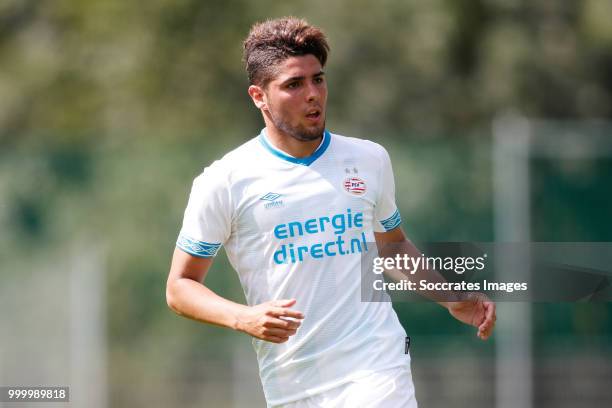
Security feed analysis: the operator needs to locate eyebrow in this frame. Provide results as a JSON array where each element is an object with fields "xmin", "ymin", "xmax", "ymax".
[{"xmin": 281, "ymin": 71, "xmax": 325, "ymax": 85}]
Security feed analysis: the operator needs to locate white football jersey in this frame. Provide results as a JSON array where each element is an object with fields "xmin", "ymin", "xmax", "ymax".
[{"xmin": 177, "ymin": 129, "xmax": 410, "ymax": 406}]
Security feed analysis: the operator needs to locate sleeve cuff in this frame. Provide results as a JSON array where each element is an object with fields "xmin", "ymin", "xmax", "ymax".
[
  {"xmin": 176, "ymin": 235, "xmax": 221, "ymax": 258},
  {"xmin": 380, "ymin": 209, "xmax": 402, "ymax": 231}
]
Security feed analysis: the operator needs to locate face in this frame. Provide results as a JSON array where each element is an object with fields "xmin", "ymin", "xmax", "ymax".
[{"xmin": 249, "ymin": 55, "xmax": 327, "ymax": 142}]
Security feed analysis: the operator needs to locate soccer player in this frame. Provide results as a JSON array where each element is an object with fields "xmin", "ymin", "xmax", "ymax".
[{"xmin": 166, "ymin": 17, "xmax": 496, "ymax": 407}]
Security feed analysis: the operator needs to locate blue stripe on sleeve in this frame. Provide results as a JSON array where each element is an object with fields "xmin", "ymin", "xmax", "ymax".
[
  {"xmin": 176, "ymin": 235, "xmax": 221, "ymax": 258},
  {"xmin": 380, "ymin": 209, "xmax": 402, "ymax": 231}
]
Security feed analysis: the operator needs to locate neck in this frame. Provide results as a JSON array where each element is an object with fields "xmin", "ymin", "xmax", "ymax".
[{"xmin": 264, "ymin": 124, "xmax": 323, "ymax": 158}]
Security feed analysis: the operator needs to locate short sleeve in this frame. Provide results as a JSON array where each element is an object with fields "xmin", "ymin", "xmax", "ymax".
[
  {"xmin": 373, "ymin": 145, "xmax": 402, "ymax": 232},
  {"xmin": 176, "ymin": 164, "xmax": 232, "ymax": 258}
]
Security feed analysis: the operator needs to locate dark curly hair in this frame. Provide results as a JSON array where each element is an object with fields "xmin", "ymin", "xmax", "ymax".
[{"xmin": 243, "ymin": 17, "xmax": 330, "ymax": 87}]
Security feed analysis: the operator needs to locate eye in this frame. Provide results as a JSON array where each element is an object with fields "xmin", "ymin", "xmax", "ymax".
[
  {"xmin": 314, "ymin": 76, "xmax": 324, "ymax": 84},
  {"xmin": 287, "ymin": 81, "xmax": 300, "ymax": 89}
]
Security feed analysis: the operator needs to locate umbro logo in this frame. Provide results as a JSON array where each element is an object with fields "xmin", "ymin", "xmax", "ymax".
[
  {"xmin": 260, "ymin": 192, "xmax": 282, "ymax": 201},
  {"xmin": 260, "ymin": 192, "xmax": 284, "ymax": 209}
]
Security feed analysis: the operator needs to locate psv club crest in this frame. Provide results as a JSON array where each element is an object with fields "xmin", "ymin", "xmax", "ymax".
[{"xmin": 343, "ymin": 177, "xmax": 366, "ymax": 195}]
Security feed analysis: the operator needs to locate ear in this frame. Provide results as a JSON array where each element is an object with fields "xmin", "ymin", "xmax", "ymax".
[{"xmin": 248, "ymin": 85, "xmax": 267, "ymax": 110}]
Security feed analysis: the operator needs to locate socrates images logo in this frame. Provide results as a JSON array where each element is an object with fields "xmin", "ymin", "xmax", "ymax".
[
  {"xmin": 260, "ymin": 192, "xmax": 283, "ymax": 209},
  {"xmin": 343, "ymin": 177, "xmax": 366, "ymax": 195}
]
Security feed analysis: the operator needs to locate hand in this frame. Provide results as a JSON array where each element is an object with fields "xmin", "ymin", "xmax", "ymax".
[
  {"xmin": 236, "ymin": 299, "xmax": 304, "ymax": 344},
  {"xmin": 446, "ymin": 292, "xmax": 496, "ymax": 340}
]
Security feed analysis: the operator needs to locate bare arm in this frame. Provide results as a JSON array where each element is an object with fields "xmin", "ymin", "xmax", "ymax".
[
  {"xmin": 374, "ymin": 228, "xmax": 453, "ymax": 306},
  {"xmin": 166, "ymin": 248, "xmax": 304, "ymax": 343},
  {"xmin": 374, "ymin": 228, "xmax": 496, "ymax": 340}
]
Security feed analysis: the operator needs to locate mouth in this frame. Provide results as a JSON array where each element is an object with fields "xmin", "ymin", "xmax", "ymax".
[{"xmin": 305, "ymin": 109, "xmax": 322, "ymax": 121}]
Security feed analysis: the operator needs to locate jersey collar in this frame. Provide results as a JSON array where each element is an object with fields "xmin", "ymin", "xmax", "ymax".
[{"xmin": 258, "ymin": 128, "xmax": 331, "ymax": 166}]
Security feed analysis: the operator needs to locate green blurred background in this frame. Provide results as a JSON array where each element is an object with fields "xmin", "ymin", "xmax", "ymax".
[{"xmin": 1, "ymin": 1, "xmax": 611, "ymax": 407}]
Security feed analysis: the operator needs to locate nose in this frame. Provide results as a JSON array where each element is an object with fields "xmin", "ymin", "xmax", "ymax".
[{"xmin": 306, "ymin": 82, "xmax": 320, "ymax": 103}]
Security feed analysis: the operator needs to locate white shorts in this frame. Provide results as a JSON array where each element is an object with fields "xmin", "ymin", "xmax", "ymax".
[{"xmin": 273, "ymin": 367, "xmax": 418, "ymax": 408}]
